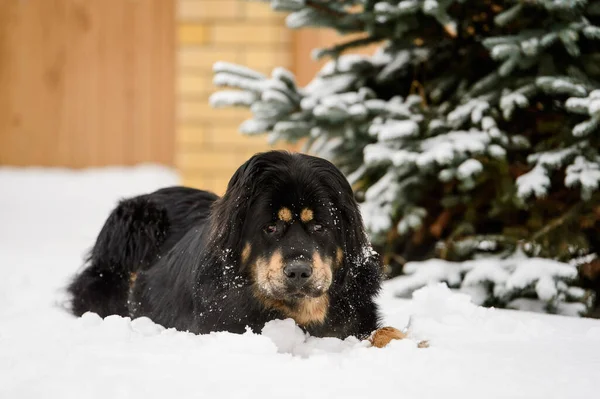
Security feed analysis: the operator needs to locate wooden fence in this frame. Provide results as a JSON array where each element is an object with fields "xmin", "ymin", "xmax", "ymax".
[
  {"xmin": 0, "ymin": 0, "xmax": 376, "ymax": 194},
  {"xmin": 0, "ymin": 0, "xmax": 175, "ymax": 167}
]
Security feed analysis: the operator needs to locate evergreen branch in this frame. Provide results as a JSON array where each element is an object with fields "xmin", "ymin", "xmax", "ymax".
[
  {"xmin": 438, "ymin": 233, "xmax": 521, "ymax": 260},
  {"xmin": 456, "ymin": 234, "xmax": 522, "ymax": 246},
  {"xmin": 211, "ymin": 0, "xmax": 600, "ymax": 315},
  {"xmin": 305, "ymin": 0, "xmax": 344, "ymax": 17},
  {"xmin": 305, "ymin": 0, "xmax": 366, "ymax": 30},
  {"xmin": 305, "ymin": 0, "xmax": 346, "ymax": 17},
  {"xmin": 531, "ymin": 202, "xmax": 584, "ymax": 243},
  {"xmin": 314, "ymin": 35, "xmax": 381, "ymax": 59}
]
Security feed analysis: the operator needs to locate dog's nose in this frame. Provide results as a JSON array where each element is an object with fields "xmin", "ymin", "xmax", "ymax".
[{"xmin": 283, "ymin": 261, "xmax": 313, "ymax": 284}]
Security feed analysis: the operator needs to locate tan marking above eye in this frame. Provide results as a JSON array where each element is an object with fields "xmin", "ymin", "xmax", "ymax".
[
  {"xmin": 278, "ymin": 207, "xmax": 293, "ymax": 222},
  {"xmin": 241, "ymin": 242, "xmax": 251, "ymax": 264},
  {"xmin": 300, "ymin": 208, "xmax": 314, "ymax": 223}
]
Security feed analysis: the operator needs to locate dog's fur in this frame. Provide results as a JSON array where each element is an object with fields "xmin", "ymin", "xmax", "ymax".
[{"xmin": 67, "ymin": 151, "xmax": 384, "ymax": 340}]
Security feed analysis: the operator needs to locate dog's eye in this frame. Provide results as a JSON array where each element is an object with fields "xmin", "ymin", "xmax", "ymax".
[
  {"xmin": 313, "ymin": 224, "xmax": 324, "ymax": 232},
  {"xmin": 264, "ymin": 224, "xmax": 278, "ymax": 235}
]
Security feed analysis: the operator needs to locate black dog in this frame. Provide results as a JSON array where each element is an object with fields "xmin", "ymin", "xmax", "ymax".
[{"xmin": 67, "ymin": 151, "xmax": 393, "ymax": 341}]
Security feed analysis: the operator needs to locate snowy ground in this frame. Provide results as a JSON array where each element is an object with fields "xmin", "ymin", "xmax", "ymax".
[{"xmin": 1, "ymin": 165, "xmax": 599, "ymax": 399}]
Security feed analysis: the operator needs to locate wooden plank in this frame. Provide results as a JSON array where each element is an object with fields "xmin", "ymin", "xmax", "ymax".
[
  {"xmin": 0, "ymin": 0, "xmax": 67, "ymax": 165},
  {"xmin": 0, "ymin": 2, "xmax": 14, "ymax": 164},
  {"xmin": 0, "ymin": 0, "xmax": 175, "ymax": 167},
  {"xmin": 98, "ymin": 0, "xmax": 126, "ymax": 165},
  {"xmin": 154, "ymin": 0, "xmax": 176, "ymax": 166},
  {"xmin": 132, "ymin": 0, "xmax": 152, "ymax": 164}
]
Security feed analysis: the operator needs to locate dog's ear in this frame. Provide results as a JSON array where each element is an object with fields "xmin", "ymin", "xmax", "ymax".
[
  {"xmin": 329, "ymin": 169, "xmax": 383, "ymax": 291},
  {"xmin": 337, "ymin": 184, "xmax": 372, "ymax": 261},
  {"xmin": 315, "ymin": 158, "xmax": 379, "ymax": 268},
  {"xmin": 208, "ymin": 154, "xmax": 260, "ymax": 260}
]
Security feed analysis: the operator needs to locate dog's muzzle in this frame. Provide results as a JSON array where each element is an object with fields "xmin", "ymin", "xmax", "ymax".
[{"xmin": 283, "ymin": 260, "xmax": 313, "ymax": 288}]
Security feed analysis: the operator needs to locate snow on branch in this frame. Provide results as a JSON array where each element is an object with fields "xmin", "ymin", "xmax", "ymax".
[
  {"xmin": 565, "ymin": 154, "xmax": 600, "ymax": 200},
  {"xmin": 210, "ymin": 91, "xmax": 259, "ymax": 108},
  {"xmin": 517, "ymin": 145, "xmax": 585, "ymax": 200},
  {"xmin": 390, "ymin": 254, "xmax": 590, "ymax": 316},
  {"xmin": 566, "ymin": 90, "xmax": 600, "ymax": 137},
  {"xmin": 209, "ymin": 0, "xmax": 600, "ymax": 289}
]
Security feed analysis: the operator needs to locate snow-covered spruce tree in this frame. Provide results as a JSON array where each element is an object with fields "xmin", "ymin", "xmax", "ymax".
[{"xmin": 210, "ymin": 0, "xmax": 600, "ymax": 315}]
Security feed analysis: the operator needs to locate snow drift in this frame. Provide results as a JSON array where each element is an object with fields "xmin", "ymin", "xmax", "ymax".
[{"xmin": 1, "ymin": 165, "xmax": 599, "ymax": 399}]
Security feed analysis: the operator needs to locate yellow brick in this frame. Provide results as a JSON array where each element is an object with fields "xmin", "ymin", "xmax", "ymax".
[
  {"xmin": 206, "ymin": 177, "xmax": 235, "ymax": 196},
  {"xmin": 179, "ymin": 47, "xmax": 242, "ymax": 70},
  {"xmin": 242, "ymin": 49, "xmax": 292, "ymax": 70},
  {"xmin": 241, "ymin": 143, "xmax": 283, "ymax": 156},
  {"xmin": 234, "ymin": 136, "xmax": 272, "ymax": 152},
  {"xmin": 191, "ymin": 179, "xmax": 214, "ymax": 194},
  {"xmin": 178, "ymin": 0, "xmax": 241, "ymax": 20},
  {"xmin": 206, "ymin": 124, "xmax": 242, "ymax": 144},
  {"xmin": 242, "ymin": 1, "xmax": 285, "ymax": 20},
  {"xmin": 179, "ymin": 100, "xmax": 251, "ymax": 122},
  {"xmin": 238, "ymin": 148, "xmax": 274, "ymax": 162},
  {"xmin": 211, "ymin": 24, "xmax": 291, "ymax": 45},
  {"xmin": 182, "ymin": 176, "xmax": 208, "ymax": 190},
  {"xmin": 177, "ymin": 125, "xmax": 208, "ymax": 145},
  {"xmin": 177, "ymin": 74, "xmax": 213, "ymax": 96},
  {"xmin": 214, "ymin": 168, "xmax": 239, "ymax": 182},
  {"xmin": 245, "ymin": 141, "xmax": 297, "ymax": 157},
  {"xmin": 178, "ymin": 24, "xmax": 209, "ymax": 45},
  {"xmin": 207, "ymin": 125, "xmax": 269, "ymax": 149},
  {"xmin": 178, "ymin": 148, "xmax": 242, "ymax": 171}
]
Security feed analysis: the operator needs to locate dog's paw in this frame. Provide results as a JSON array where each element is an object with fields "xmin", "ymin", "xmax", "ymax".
[
  {"xmin": 368, "ymin": 326, "xmax": 430, "ymax": 348},
  {"xmin": 368, "ymin": 326, "xmax": 407, "ymax": 348}
]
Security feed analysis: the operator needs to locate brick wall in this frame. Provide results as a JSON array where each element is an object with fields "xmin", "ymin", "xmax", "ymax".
[{"xmin": 176, "ymin": 0, "xmax": 293, "ymax": 195}]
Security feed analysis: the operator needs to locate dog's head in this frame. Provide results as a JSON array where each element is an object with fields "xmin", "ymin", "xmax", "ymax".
[{"xmin": 210, "ymin": 151, "xmax": 374, "ymax": 325}]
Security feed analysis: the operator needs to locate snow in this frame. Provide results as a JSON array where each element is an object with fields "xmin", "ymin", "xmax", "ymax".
[
  {"xmin": 416, "ymin": 130, "xmax": 490, "ymax": 168},
  {"xmin": 487, "ymin": 144, "xmax": 507, "ymax": 159},
  {"xmin": 500, "ymin": 91, "xmax": 529, "ymax": 119},
  {"xmin": 317, "ymin": 55, "xmax": 371, "ymax": 77},
  {"xmin": 391, "ymin": 255, "xmax": 586, "ymax": 316},
  {"xmin": 262, "ymin": 89, "xmax": 293, "ymax": 106},
  {"xmin": 272, "ymin": 67, "xmax": 297, "ymax": 87},
  {"xmin": 565, "ymin": 90, "xmax": 600, "ymax": 137},
  {"xmin": 456, "ymin": 159, "xmax": 483, "ymax": 179},
  {"xmin": 447, "ymin": 99, "xmax": 486, "ymax": 127},
  {"xmin": 2, "ymin": 165, "xmax": 600, "ymax": 399},
  {"xmin": 240, "ymin": 118, "xmax": 272, "ymax": 135},
  {"xmin": 213, "ymin": 71, "xmax": 266, "ymax": 93},
  {"xmin": 370, "ymin": 119, "xmax": 420, "ymax": 141},
  {"xmin": 518, "ymin": 145, "xmax": 600, "ymax": 200},
  {"xmin": 565, "ymin": 155, "xmax": 600, "ymax": 199},
  {"xmin": 536, "ymin": 77, "xmax": 587, "ymax": 97},
  {"xmin": 286, "ymin": 8, "xmax": 320, "ymax": 30},
  {"xmin": 588, "ymin": 98, "xmax": 600, "ymax": 114},
  {"xmin": 505, "ymin": 257, "xmax": 577, "ymax": 294},
  {"xmin": 213, "ymin": 61, "xmax": 267, "ymax": 81},
  {"xmin": 565, "ymin": 96, "xmax": 590, "ymax": 114},
  {"xmin": 516, "ymin": 165, "xmax": 551, "ymax": 199},
  {"xmin": 210, "ymin": 90, "xmax": 258, "ymax": 107},
  {"xmin": 304, "ymin": 73, "xmax": 358, "ymax": 99}
]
